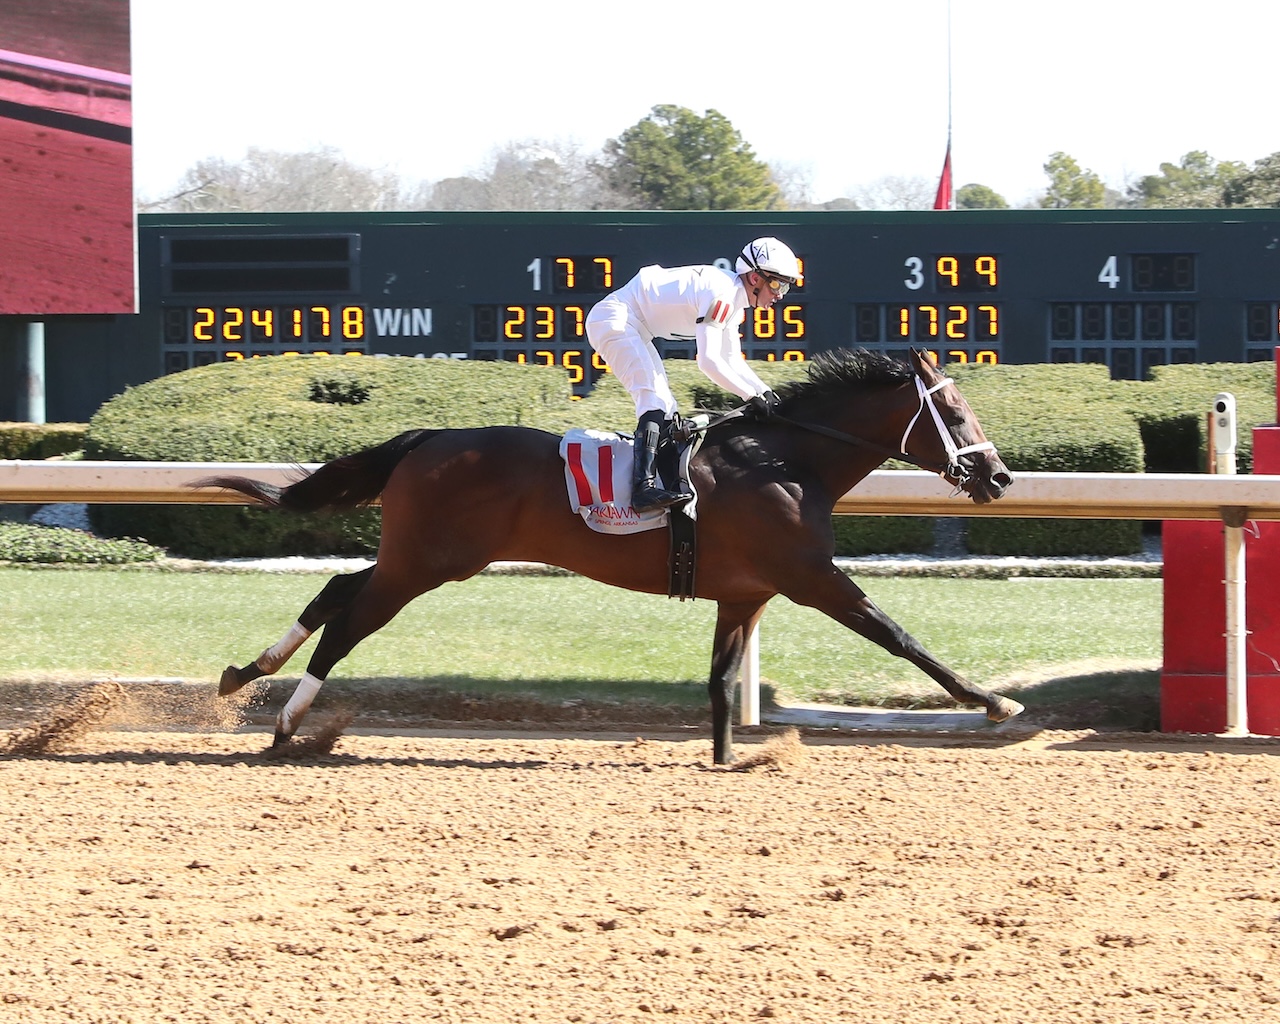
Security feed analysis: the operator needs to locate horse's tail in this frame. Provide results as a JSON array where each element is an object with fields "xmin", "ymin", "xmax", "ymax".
[{"xmin": 196, "ymin": 429, "xmax": 438, "ymax": 513}]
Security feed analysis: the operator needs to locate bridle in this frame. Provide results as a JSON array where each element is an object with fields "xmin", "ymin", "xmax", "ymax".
[
  {"xmin": 696, "ymin": 371, "xmax": 998, "ymax": 490},
  {"xmin": 898, "ymin": 374, "xmax": 998, "ymax": 488}
]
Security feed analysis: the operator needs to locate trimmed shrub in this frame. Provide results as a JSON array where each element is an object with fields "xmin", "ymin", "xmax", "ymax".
[
  {"xmin": 0, "ymin": 522, "xmax": 163, "ymax": 564},
  {"xmin": 1119, "ymin": 361, "xmax": 1276, "ymax": 473},
  {"xmin": 0, "ymin": 422, "xmax": 86, "ymax": 459},
  {"xmin": 949, "ymin": 362, "xmax": 1144, "ymax": 554},
  {"xmin": 832, "ymin": 515, "xmax": 935, "ymax": 556}
]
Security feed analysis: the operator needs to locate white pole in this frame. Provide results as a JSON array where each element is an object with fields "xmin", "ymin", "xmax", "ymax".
[
  {"xmin": 1211, "ymin": 393, "xmax": 1249, "ymax": 736},
  {"xmin": 1222, "ymin": 507, "xmax": 1249, "ymax": 736},
  {"xmin": 739, "ymin": 622, "xmax": 760, "ymax": 726},
  {"xmin": 24, "ymin": 321, "xmax": 46, "ymax": 424}
]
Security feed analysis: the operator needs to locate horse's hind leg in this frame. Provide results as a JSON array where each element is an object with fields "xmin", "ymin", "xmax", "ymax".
[
  {"xmin": 273, "ymin": 568, "xmax": 432, "ymax": 746},
  {"xmin": 219, "ymin": 565, "xmax": 376, "ymax": 695}
]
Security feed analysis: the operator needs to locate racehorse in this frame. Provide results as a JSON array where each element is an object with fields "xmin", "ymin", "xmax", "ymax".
[{"xmin": 205, "ymin": 347, "xmax": 1019, "ymax": 764}]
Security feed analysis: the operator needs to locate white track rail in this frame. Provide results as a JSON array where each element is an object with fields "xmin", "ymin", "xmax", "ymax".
[{"xmin": 5, "ymin": 461, "xmax": 1280, "ymax": 520}]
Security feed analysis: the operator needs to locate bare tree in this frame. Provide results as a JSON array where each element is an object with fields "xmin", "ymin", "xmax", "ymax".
[
  {"xmin": 141, "ymin": 146, "xmax": 410, "ymax": 213},
  {"xmin": 768, "ymin": 161, "xmax": 814, "ymax": 209},
  {"xmin": 414, "ymin": 139, "xmax": 635, "ymax": 211},
  {"xmin": 847, "ymin": 175, "xmax": 935, "ymax": 211}
]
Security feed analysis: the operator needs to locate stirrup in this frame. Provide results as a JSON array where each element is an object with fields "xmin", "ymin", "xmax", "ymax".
[{"xmin": 632, "ymin": 483, "xmax": 691, "ymax": 514}]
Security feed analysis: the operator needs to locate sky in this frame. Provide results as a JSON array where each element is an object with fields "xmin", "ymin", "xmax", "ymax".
[{"xmin": 128, "ymin": 0, "xmax": 1279, "ymax": 207}]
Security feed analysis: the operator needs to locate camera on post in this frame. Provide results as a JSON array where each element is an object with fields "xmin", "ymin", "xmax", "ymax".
[{"xmin": 1212, "ymin": 392, "xmax": 1237, "ymax": 456}]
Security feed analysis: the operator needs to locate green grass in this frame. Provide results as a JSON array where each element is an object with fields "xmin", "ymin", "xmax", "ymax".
[{"xmin": 0, "ymin": 568, "xmax": 1161, "ymax": 712}]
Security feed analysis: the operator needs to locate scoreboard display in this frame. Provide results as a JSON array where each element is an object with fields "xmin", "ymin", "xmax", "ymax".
[{"xmin": 137, "ymin": 209, "xmax": 1280, "ymax": 393}]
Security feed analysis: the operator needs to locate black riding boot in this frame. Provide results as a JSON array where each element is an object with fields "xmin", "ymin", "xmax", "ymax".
[{"xmin": 631, "ymin": 411, "xmax": 692, "ymax": 513}]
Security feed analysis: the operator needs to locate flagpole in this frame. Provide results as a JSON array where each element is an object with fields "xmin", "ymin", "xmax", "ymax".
[
  {"xmin": 933, "ymin": 0, "xmax": 955, "ymax": 211},
  {"xmin": 946, "ymin": 0, "xmax": 953, "ymax": 209}
]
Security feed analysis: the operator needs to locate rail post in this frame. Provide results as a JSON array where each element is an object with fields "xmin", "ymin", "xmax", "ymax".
[
  {"xmin": 739, "ymin": 622, "xmax": 760, "ymax": 726},
  {"xmin": 1209, "ymin": 394, "xmax": 1248, "ymax": 736}
]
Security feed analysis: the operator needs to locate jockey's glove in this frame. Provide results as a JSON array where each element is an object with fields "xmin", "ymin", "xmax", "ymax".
[{"xmin": 744, "ymin": 390, "xmax": 782, "ymax": 420}]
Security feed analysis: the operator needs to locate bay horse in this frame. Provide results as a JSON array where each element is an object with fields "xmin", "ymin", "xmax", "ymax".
[{"xmin": 205, "ymin": 347, "xmax": 1020, "ymax": 764}]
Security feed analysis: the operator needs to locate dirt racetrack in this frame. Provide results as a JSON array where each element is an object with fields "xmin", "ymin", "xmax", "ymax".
[{"xmin": 1, "ymin": 687, "xmax": 1279, "ymax": 1023}]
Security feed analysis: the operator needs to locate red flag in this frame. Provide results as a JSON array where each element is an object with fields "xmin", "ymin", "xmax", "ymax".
[{"xmin": 933, "ymin": 143, "xmax": 953, "ymax": 210}]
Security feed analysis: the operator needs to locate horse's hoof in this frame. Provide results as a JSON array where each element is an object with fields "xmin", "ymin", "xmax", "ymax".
[
  {"xmin": 271, "ymin": 728, "xmax": 291, "ymax": 749},
  {"xmin": 987, "ymin": 697, "xmax": 1025, "ymax": 723},
  {"xmin": 219, "ymin": 665, "xmax": 248, "ymax": 696}
]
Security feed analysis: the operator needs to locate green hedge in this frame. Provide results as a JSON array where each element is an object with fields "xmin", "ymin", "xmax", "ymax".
[
  {"xmin": 1118, "ymin": 361, "xmax": 1276, "ymax": 474},
  {"xmin": 81, "ymin": 352, "xmax": 1276, "ymax": 559},
  {"xmin": 0, "ymin": 421, "xmax": 86, "ymax": 459},
  {"xmin": 0, "ymin": 522, "xmax": 163, "ymax": 564},
  {"xmin": 949, "ymin": 362, "xmax": 1145, "ymax": 554}
]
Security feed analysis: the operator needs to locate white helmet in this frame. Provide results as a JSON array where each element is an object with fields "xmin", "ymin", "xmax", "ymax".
[{"xmin": 735, "ymin": 236, "xmax": 801, "ymax": 285}]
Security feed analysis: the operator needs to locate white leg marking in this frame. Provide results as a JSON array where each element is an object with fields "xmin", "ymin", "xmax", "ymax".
[
  {"xmin": 278, "ymin": 672, "xmax": 323, "ymax": 735},
  {"xmin": 258, "ymin": 621, "xmax": 312, "ymax": 674}
]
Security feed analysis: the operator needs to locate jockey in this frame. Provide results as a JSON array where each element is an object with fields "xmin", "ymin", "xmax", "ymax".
[{"xmin": 585, "ymin": 236, "xmax": 800, "ymax": 513}]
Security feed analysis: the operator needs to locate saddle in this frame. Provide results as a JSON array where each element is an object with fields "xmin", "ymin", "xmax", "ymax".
[{"xmin": 558, "ymin": 415, "xmax": 707, "ymax": 600}]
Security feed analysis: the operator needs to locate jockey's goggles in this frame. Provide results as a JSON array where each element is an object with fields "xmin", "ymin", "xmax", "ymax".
[{"xmin": 759, "ymin": 274, "xmax": 792, "ymax": 296}]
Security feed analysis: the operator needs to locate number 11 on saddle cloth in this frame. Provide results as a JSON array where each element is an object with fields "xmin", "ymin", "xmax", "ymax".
[{"xmin": 559, "ymin": 426, "xmax": 703, "ymax": 535}]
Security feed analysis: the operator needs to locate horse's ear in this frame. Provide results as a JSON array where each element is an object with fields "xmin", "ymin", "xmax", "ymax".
[{"xmin": 909, "ymin": 348, "xmax": 935, "ymax": 376}]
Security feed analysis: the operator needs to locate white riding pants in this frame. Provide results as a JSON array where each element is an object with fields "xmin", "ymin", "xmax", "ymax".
[{"xmin": 585, "ymin": 296, "xmax": 677, "ymax": 418}]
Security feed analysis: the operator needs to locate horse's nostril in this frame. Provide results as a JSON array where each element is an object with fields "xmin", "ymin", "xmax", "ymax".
[{"xmin": 991, "ymin": 471, "xmax": 1014, "ymax": 491}]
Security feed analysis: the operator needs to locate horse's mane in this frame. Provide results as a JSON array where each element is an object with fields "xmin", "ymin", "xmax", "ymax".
[{"xmin": 777, "ymin": 348, "xmax": 914, "ymax": 405}]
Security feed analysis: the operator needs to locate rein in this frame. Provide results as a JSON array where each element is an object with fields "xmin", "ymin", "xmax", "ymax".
[{"xmin": 689, "ymin": 373, "xmax": 996, "ymax": 485}]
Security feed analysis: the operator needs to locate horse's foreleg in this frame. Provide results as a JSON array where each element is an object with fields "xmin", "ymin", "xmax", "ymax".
[
  {"xmin": 788, "ymin": 565, "xmax": 1024, "ymax": 722},
  {"xmin": 219, "ymin": 566, "xmax": 375, "ymax": 696},
  {"xmin": 708, "ymin": 601, "xmax": 768, "ymax": 765}
]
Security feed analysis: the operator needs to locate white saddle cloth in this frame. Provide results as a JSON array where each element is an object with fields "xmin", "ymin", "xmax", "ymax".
[{"xmin": 559, "ymin": 429, "xmax": 667, "ymax": 535}]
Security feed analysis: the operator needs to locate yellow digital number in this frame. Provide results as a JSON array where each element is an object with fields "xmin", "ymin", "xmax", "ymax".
[
  {"xmin": 937, "ymin": 256, "xmax": 959, "ymax": 288},
  {"xmin": 193, "ymin": 307, "xmax": 215, "ymax": 342},
  {"xmin": 290, "ymin": 309, "xmax": 305, "ymax": 339},
  {"xmin": 782, "ymin": 305, "xmax": 805, "ymax": 338},
  {"xmin": 223, "ymin": 350, "xmax": 244, "ymax": 361},
  {"xmin": 591, "ymin": 352, "xmax": 610, "ymax": 373},
  {"xmin": 976, "ymin": 350, "xmax": 999, "ymax": 364},
  {"xmin": 562, "ymin": 305, "xmax": 585, "ymax": 339},
  {"xmin": 221, "ymin": 307, "xmax": 244, "ymax": 342},
  {"xmin": 534, "ymin": 349, "xmax": 555, "ymax": 368},
  {"xmin": 946, "ymin": 305, "xmax": 969, "ymax": 339},
  {"xmin": 897, "ymin": 306, "xmax": 910, "ymax": 338},
  {"xmin": 593, "ymin": 257, "xmax": 613, "ymax": 289},
  {"xmin": 556, "ymin": 258, "xmax": 575, "ymax": 289},
  {"xmin": 946, "ymin": 350, "xmax": 969, "ymax": 364},
  {"xmin": 250, "ymin": 308, "xmax": 273, "ymax": 340},
  {"xmin": 978, "ymin": 304, "xmax": 999, "ymax": 338},
  {"xmin": 919, "ymin": 305, "xmax": 939, "ymax": 337},
  {"xmin": 753, "ymin": 307, "xmax": 776, "ymax": 339},
  {"xmin": 562, "ymin": 350, "xmax": 584, "ymax": 385},
  {"xmin": 504, "ymin": 306, "xmax": 526, "ymax": 340},
  {"xmin": 310, "ymin": 306, "xmax": 331, "ymax": 338},
  {"xmin": 534, "ymin": 306, "xmax": 555, "ymax": 340},
  {"xmin": 976, "ymin": 255, "xmax": 998, "ymax": 287},
  {"xmin": 342, "ymin": 306, "xmax": 364, "ymax": 339}
]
